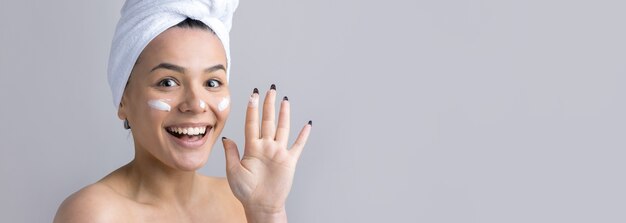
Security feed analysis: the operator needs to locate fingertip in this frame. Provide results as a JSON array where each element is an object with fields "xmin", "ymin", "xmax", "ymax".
[
  {"xmin": 248, "ymin": 92, "xmax": 259, "ymax": 108},
  {"xmin": 280, "ymin": 96, "xmax": 290, "ymax": 107},
  {"xmin": 221, "ymin": 136, "xmax": 230, "ymax": 147}
]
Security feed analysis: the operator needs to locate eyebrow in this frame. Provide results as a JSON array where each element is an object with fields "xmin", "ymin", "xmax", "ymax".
[{"xmin": 150, "ymin": 63, "xmax": 226, "ymax": 74}]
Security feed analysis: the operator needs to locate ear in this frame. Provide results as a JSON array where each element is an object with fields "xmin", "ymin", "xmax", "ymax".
[
  {"xmin": 117, "ymin": 96, "xmax": 127, "ymax": 121},
  {"xmin": 118, "ymin": 74, "xmax": 135, "ymax": 121}
]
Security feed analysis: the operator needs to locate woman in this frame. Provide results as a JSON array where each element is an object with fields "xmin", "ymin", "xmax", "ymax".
[{"xmin": 54, "ymin": 1, "xmax": 311, "ymax": 222}]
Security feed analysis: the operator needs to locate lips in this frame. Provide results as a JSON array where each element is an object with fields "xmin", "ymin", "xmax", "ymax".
[{"xmin": 165, "ymin": 124, "xmax": 213, "ymax": 148}]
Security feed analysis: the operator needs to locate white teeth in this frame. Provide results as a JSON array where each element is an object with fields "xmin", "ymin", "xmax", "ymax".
[{"xmin": 168, "ymin": 126, "xmax": 207, "ymax": 136}]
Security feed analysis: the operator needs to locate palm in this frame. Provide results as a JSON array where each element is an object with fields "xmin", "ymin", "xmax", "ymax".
[{"xmin": 222, "ymin": 87, "xmax": 311, "ymax": 210}]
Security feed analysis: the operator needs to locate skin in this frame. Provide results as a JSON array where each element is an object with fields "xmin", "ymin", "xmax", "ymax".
[{"xmin": 54, "ymin": 27, "xmax": 311, "ymax": 223}]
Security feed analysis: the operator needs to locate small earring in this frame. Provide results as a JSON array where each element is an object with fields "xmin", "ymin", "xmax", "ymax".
[{"xmin": 123, "ymin": 119, "xmax": 131, "ymax": 129}]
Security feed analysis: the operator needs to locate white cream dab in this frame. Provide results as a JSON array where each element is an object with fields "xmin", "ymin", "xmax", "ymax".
[
  {"xmin": 148, "ymin": 99, "xmax": 171, "ymax": 112},
  {"xmin": 248, "ymin": 94, "xmax": 258, "ymax": 108},
  {"xmin": 199, "ymin": 100, "xmax": 207, "ymax": 109},
  {"xmin": 218, "ymin": 97, "xmax": 230, "ymax": 111}
]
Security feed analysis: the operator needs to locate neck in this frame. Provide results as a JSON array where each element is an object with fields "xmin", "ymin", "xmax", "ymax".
[{"xmin": 122, "ymin": 148, "xmax": 201, "ymax": 206}]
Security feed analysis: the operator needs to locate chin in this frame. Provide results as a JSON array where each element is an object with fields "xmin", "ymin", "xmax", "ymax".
[{"xmin": 170, "ymin": 150, "xmax": 211, "ymax": 171}]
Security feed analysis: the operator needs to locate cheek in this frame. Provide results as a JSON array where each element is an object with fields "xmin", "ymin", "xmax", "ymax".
[
  {"xmin": 217, "ymin": 97, "xmax": 230, "ymax": 112},
  {"xmin": 141, "ymin": 99, "xmax": 171, "ymax": 130},
  {"xmin": 128, "ymin": 98, "xmax": 170, "ymax": 142},
  {"xmin": 141, "ymin": 99, "xmax": 171, "ymax": 131},
  {"xmin": 147, "ymin": 99, "xmax": 172, "ymax": 112}
]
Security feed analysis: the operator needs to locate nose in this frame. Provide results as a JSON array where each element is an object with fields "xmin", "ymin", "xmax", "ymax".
[{"xmin": 178, "ymin": 86, "xmax": 206, "ymax": 114}]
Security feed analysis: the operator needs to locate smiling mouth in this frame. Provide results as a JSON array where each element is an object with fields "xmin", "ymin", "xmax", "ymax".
[{"xmin": 166, "ymin": 126, "xmax": 211, "ymax": 140}]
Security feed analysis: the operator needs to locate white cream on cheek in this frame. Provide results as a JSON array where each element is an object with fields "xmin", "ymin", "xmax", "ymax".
[
  {"xmin": 218, "ymin": 97, "xmax": 230, "ymax": 112},
  {"xmin": 199, "ymin": 100, "xmax": 207, "ymax": 109},
  {"xmin": 147, "ymin": 99, "xmax": 172, "ymax": 112}
]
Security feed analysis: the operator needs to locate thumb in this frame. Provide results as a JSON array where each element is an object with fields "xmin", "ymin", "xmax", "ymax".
[{"xmin": 221, "ymin": 137, "xmax": 241, "ymax": 172}]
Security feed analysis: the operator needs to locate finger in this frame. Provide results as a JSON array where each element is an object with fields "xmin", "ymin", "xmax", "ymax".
[
  {"xmin": 261, "ymin": 84, "xmax": 277, "ymax": 139},
  {"xmin": 222, "ymin": 137, "xmax": 241, "ymax": 172},
  {"xmin": 275, "ymin": 96, "xmax": 290, "ymax": 144},
  {"xmin": 245, "ymin": 88, "xmax": 260, "ymax": 140},
  {"xmin": 289, "ymin": 121, "xmax": 312, "ymax": 159}
]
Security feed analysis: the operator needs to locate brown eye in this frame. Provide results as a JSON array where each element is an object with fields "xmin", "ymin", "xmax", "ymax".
[
  {"xmin": 206, "ymin": 79, "xmax": 221, "ymax": 88},
  {"xmin": 158, "ymin": 78, "xmax": 179, "ymax": 87}
]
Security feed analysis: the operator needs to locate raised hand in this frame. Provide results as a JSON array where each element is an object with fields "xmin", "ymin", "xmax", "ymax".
[{"xmin": 222, "ymin": 84, "xmax": 311, "ymax": 221}]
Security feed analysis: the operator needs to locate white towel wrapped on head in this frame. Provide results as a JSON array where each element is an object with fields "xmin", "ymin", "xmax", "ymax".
[{"xmin": 107, "ymin": 0, "xmax": 239, "ymax": 108}]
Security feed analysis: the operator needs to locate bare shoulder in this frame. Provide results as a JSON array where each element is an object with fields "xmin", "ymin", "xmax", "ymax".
[{"xmin": 54, "ymin": 183, "xmax": 129, "ymax": 223}]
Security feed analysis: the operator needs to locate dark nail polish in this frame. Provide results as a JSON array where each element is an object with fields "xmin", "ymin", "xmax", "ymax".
[
  {"xmin": 308, "ymin": 120, "xmax": 312, "ymax": 126},
  {"xmin": 283, "ymin": 96, "xmax": 289, "ymax": 101},
  {"xmin": 253, "ymin": 88, "xmax": 259, "ymax": 94},
  {"xmin": 270, "ymin": 84, "xmax": 276, "ymax": 90},
  {"xmin": 222, "ymin": 136, "xmax": 227, "ymax": 140}
]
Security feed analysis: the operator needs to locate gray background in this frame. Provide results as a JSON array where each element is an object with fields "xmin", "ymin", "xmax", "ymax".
[{"xmin": 1, "ymin": 0, "xmax": 625, "ymax": 222}]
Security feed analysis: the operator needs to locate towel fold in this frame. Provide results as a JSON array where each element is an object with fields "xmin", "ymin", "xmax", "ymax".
[{"xmin": 107, "ymin": 0, "xmax": 239, "ymax": 108}]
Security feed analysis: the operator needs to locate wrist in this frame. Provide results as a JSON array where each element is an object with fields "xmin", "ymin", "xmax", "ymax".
[{"xmin": 244, "ymin": 205, "xmax": 287, "ymax": 223}]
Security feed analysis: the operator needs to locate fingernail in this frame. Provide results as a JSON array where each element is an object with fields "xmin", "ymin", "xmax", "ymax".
[
  {"xmin": 308, "ymin": 120, "xmax": 312, "ymax": 126},
  {"xmin": 253, "ymin": 88, "xmax": 259, "ymax": 94},
  {"xmin": 222, "ymin": 136, "xmax": 227, "ymax": 141},
  {"xmin": 283, "ymin": 96, "xmax": 289, "ymax": 101},
  {"xmin": 270, "ymin": 84, "xmax": 276, "ymax": 90}
]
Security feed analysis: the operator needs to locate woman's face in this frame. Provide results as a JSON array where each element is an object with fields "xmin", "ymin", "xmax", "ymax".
[{"xmin": 118, "ymin": 27, "xmax": 230, "ymax": 171}]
